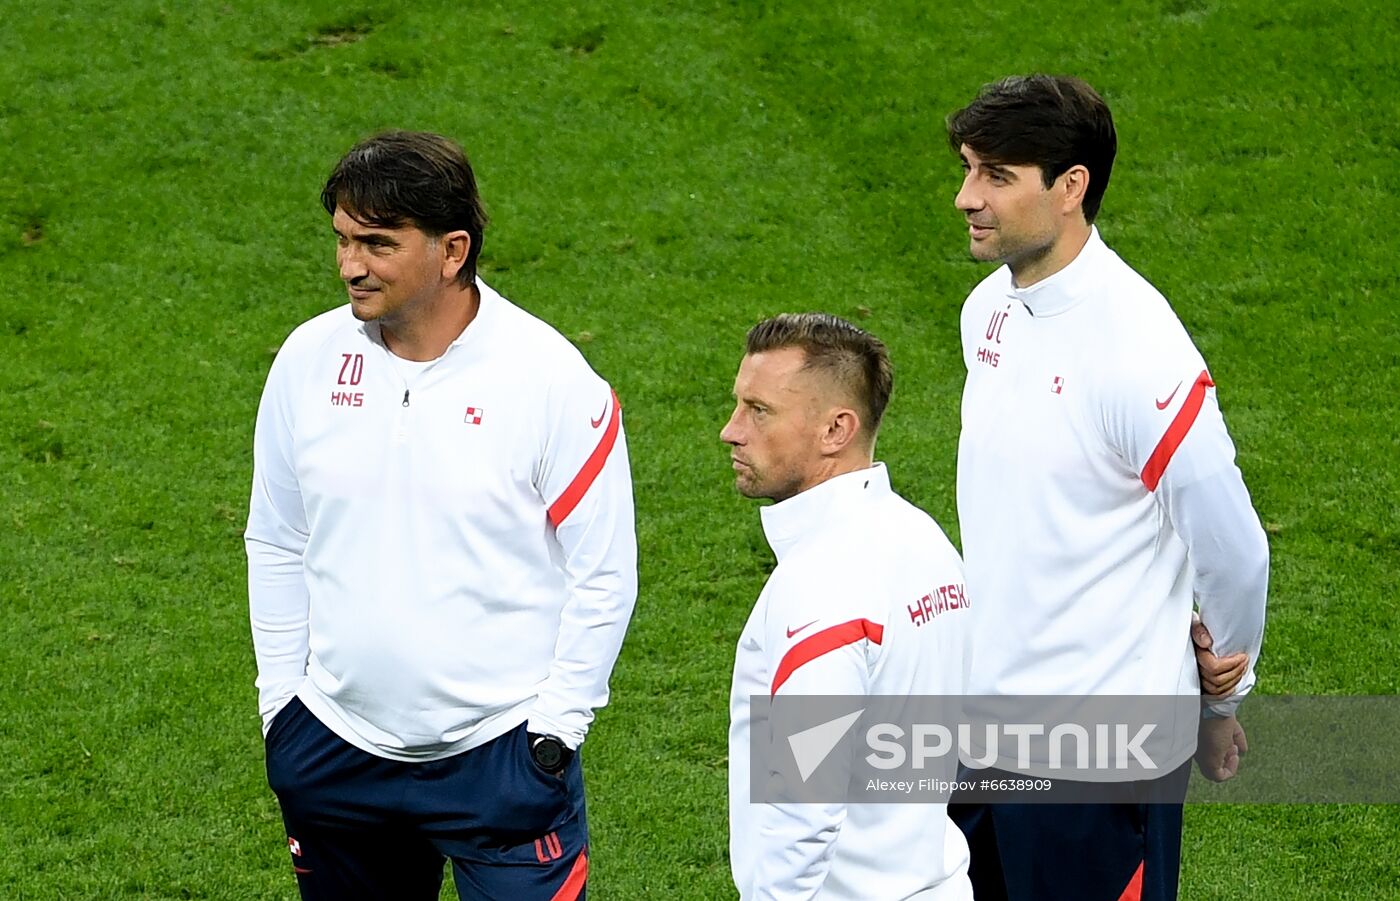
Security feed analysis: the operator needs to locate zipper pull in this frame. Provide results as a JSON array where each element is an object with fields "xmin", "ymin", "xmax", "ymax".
[{"xmin": 402, "ymin": 389, "xmax": 410, "ymax": 407}]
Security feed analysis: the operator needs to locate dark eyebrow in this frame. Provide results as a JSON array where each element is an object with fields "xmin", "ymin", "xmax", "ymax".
[
  {"xmin": 958, "ymin": 153, "xmax": 1016, "ymax": 180},
  {"xmin": 333, "ymin": 228, "xmax": 400, "ymax": 247}
]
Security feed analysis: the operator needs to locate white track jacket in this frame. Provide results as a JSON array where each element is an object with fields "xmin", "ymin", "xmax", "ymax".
[
  {"xmin": 730, "ymin": 465, "xmax": 973, "ymax": 901},
  {"xmin": 245, "ymin": 279, "xmax": 637, "ymax": 761},
  {"xmin": 958, "ymin": 228, "xmax": 1269, "ymax": 768}
]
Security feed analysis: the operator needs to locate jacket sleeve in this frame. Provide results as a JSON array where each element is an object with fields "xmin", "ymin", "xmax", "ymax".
[
  {"xmin": 1104, "ymin": 352, "xmax": 1269, "ymax": 715},
  {"xmin": 1153, "ymin": 421, "xmax": 1269, "ymax": 715},
  {"xmin": 745, "ymin": 573, "xmax": 880, "ymax": 901},
  {"xmin": 244, "ymin": 345, "xmax": 311, "ymax": 734},
  {"xmin": 529, "ymin": 372, "xmax": 639, "ymax": 748}
]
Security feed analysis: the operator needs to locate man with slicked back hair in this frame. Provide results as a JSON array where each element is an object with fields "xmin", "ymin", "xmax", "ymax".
[
  {"xmin": 946, "ymin": 75, "xmax": 1268, "ymax": 901},
  {"xmin": 247, "ymin": 131, "xmax": 636, "ymax": 900}
]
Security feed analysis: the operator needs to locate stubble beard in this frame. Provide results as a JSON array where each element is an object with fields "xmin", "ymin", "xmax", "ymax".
[
  {"xmin": 736, "ymin": 467, "xmax": 804, "ymax": 504},
  {"xmin": 985, "ymin": 224, "xmax": 1059, "ymax": 279},
  {"xmin": 969, "ymin": 237, "xmax": 1000, "ymax": 263}
]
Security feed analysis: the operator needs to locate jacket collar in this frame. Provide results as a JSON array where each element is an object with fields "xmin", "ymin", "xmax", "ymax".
[
  {"xmin": 760, "ymin": 463, "xmax": 890, "ymax": 562},
  {"xmin": 1010, "ymin": 226, "xmax": 1107, "ymax": 318},
  {"xmin": 360, "ymin": 276, "xmax": 500, "ymax": 352}
]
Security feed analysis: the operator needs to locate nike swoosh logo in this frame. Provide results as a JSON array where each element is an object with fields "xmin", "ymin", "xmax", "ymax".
[
  {"xmin": 1156, "ymin": 381, "xmax": 1183, "ymax": 410},
  {"xmin": 787, "ymin": 620, "xmax": 819, "ymax": 639},
  {"xmin": 590, "ymin": 400, "xmax": 608, "ymax": 429}
]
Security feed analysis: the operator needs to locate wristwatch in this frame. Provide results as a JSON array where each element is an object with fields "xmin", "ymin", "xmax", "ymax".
[{"xmin": 529, "ymin": 733, "xmax": 573, "ymax": 775}]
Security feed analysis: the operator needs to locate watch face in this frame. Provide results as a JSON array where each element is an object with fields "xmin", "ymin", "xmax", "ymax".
[{"xmin": 533, "ymin": 738, "xmax": 564, "ymax": 770}]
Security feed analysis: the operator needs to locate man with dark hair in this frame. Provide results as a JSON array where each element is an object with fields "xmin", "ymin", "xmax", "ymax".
[
  {"xmin": 246, "ymin": 131, "xmax": 637, "ymax": 900},
  {"xmin": 946, "ymin": 75, "xmax": 1269, "ymax": 899},
  {"xmin": 320, "ymin": 131, "xmax": 488, "ymax": 289},
  {"xmin": 724, "ymin": 313, "xmax": 974, "ymax": 900}
]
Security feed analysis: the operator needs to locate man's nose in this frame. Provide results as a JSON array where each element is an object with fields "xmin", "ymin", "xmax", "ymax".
[
  {"xmin": 954, "ymin": 174, "xmax": 982, "ymax": 214},
  {"xmin": 720, "ymin": 409, "xmax": 743, "ymax": 446},
  {"xmin": 338, "ymin": 248, "xmax": 367, "ymax": 282}
]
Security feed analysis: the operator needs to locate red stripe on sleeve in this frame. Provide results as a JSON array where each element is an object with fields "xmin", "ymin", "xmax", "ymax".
[
  {"xmin": 549, "ymin": 849, "xmax": 589, "ymax": 901},
  {"xmin": 548, "ymin": 390, "xmax": 621, "ymax": 527},
  {"xmin": 771, "ymin": 618, "xmax": 884, "ymax": 695},
  {"xmin": 1140, "ymin": 370, "xmax": 1213, "ymax": 492}
]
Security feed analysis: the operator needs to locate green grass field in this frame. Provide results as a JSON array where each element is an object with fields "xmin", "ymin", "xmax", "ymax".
[{"xmin": 2, "ymin": 0, "xmax": 1397, "ymax": 897}]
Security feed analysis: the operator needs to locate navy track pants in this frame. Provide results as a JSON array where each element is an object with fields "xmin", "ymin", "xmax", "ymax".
[{"xmin": 265, "ymin": 697, "xmax": 588, "ymax": 901}]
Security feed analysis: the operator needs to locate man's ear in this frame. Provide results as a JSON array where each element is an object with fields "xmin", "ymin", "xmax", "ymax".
[
  {"xmin": 820, "ymin": 407, "xmax": 862, "ymax": 457},
  {"xmin": 441, "ymin": 230, "xmax": 472, "ymax": 281},
  {"xmin": 1059, "ymin": 165, "xmax": 1090, "ymax": 217}
]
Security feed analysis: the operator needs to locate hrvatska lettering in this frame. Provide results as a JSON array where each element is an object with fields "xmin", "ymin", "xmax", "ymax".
[{"xmin": 908, "ymin": 584, "xmax": 968, "ymax": 627}]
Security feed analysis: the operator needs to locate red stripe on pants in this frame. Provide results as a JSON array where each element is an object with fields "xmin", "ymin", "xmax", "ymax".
[
  {"xmin": 550, "ymin": 849, "xmax": 589, "ymax": 901},
  {"xmin": 1118, "ymin": 860, "xmax": 1144, "ymax": 901}
]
